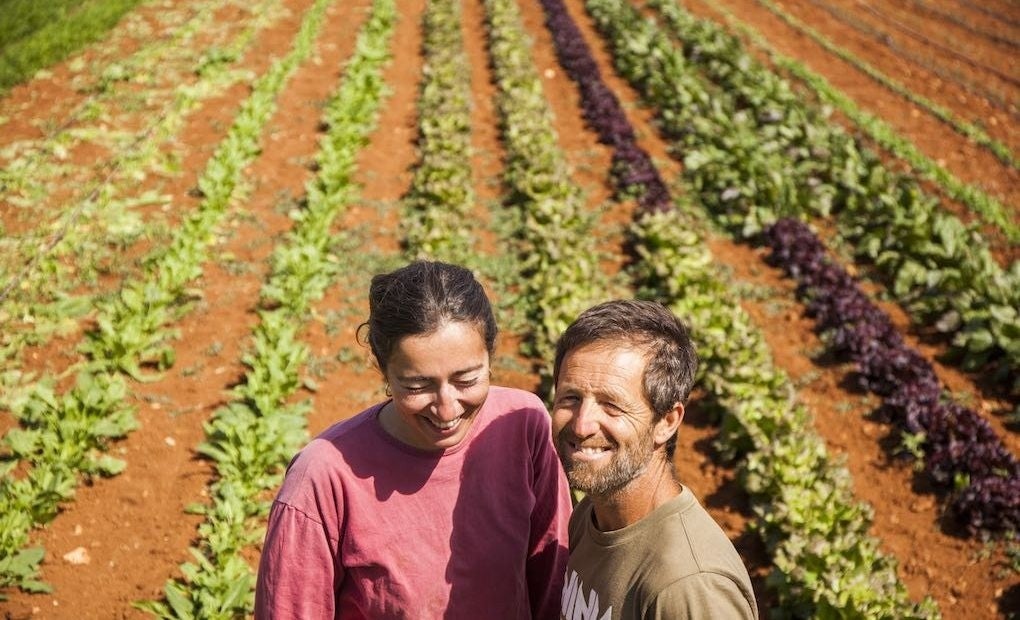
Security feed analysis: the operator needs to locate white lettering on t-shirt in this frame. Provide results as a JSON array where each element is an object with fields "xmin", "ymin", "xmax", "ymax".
[{"xmin": 561, "ymin": 568, "xmax": 612, "ymax": 620}]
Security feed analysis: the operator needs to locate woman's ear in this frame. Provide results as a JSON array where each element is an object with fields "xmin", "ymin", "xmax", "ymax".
[{"xmin": 654, "ymin": 402, "xmax": 684, "ymax": 447}]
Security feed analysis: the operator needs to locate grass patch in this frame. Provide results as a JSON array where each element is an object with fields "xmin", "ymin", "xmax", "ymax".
[{"xmin": 0, "ymin": 0, "xmax": 146, "ymax": 92}]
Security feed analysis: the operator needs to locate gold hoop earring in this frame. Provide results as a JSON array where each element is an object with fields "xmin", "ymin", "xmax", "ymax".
[{"xmin": 384, "ymin": 384, "xmax": 392, "ymax": 397}]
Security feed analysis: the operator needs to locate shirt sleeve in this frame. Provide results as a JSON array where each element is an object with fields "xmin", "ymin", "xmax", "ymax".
[
  {"xmin": 525, "ymin": 409, "xmax": 573, "ymax": 620},
  {"xmin": 645, "ymin": 573, "xmax": 758, "ymax": 620},
  {"xmin": 254, "ymin": 500, "xmax": 341, "ymax": 620}
]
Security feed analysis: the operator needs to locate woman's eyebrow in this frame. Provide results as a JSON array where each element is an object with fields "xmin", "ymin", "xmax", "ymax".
[{"xmin": 452, "ymin": 363, "xmax": 486, "ymax": 376}]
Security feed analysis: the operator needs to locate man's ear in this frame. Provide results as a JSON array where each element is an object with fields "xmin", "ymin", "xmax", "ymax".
[{"xmin": 653, "ymin": 402, "xmax": 684, "ymax": 447}]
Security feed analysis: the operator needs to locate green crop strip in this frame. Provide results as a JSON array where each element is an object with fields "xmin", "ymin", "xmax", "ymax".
[
  {"xmin": 0, "ymin": 0, "xmax": 239, "ymax": 202},
  {"xmin": 651, "ymin": 0, "xmax": 1018, "ymax": 244},
  {"xmin": 711, "ymin": 0, "xmax": 1019, "ymax": 242},
  {"xmin": 796, "ymin": 0, "xmax": 1014, "ymax": 113},
  {"xmin": 0, "ymin": 0, "xmax": 284, "ymax": 382},
  {"xmin": 0, "ymin": 0, "xmax": 147, "ymax": 92},
  {"xmin": 628, "ymin": 209, "xmax": 939, "ymax": 617},
  {"xmin": 401, "ymin": 0, "xmax": 476, "ymax": 264},
  {"xmin": 134, "ymin": 1, "xmax": 395, "ymax": 615},
  {"xmin": 0, "ymin": 0, "xmax": 333, "ymax": 596},
  {"xmin": 589, "ymin": 0, "xmax": 1020, "ymax": 393},
  {"xmin": 751, "ymin": 0, "xmax": 1016, "ymax": 171},
  {"xmin": 482, "ymin": 0, "xmax": 611, "ymax": 388}
]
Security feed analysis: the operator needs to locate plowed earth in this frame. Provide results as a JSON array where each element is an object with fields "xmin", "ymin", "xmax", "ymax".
[{"xmin": 0, "ymin": 0, "xmax": 1016, "ymax": 618}]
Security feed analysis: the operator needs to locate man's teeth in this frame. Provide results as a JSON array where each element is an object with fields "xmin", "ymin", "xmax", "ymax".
[
  {"xmin": 578, "ymin": 446, "xmax": 608, "ymax": 455},
  {"xmin": 430, "ymin": 416, "xmax": 462, "ymax": 430}
]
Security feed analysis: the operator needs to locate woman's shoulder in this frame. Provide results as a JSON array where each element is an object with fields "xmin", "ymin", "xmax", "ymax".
[{"xmin": 286, "ymin": 404, "xmax": 385, "ymax": 476}]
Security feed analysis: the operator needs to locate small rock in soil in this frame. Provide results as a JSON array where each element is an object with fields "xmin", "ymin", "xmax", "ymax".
[{"xmin": 62, "ymin": 546, "xmax": 90, "ymax": 565}]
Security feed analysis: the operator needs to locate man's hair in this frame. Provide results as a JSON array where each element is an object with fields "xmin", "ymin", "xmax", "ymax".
[{"xmin": 553, "ymin": 300, "xmax": 698, "ymax": 458}]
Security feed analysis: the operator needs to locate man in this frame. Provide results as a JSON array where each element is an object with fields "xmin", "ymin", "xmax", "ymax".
[{"xmin": 552, "ymin": 300, "xmax": 758, "ymax": 620}]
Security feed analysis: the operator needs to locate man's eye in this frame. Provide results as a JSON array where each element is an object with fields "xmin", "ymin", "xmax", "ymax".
[
  {"xmin": 455, "ymin": 377, "xmax": 479, "ymax": 387},
  {"xmin": 402, "ymin": 384, "xmax": 428, "ymax": 393}
]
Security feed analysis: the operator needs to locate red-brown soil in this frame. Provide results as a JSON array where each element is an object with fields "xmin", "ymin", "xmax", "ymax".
[{"xmin": 1, "ymin": 0, "xmax": 1016, "ymax": 618}]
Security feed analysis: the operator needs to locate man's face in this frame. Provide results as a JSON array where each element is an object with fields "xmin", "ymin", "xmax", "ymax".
[{"xmin": 551, "ymin": 342, "xmax": 658, "ymax": 496}]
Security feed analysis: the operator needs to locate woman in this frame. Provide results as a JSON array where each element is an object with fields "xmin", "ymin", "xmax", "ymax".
[{"xmin": 255, "ymin": 260, "xmax": 571, "ymax": 619}]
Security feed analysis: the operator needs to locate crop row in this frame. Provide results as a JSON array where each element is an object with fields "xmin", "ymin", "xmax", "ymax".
[
  {"xmin": 0, "ymin": 0, "xmax": 258, "ymax": 203},
  {"xmin": 899, "ymin": 0, "xmax": 1020, "ymax": 49},
  {"xmin": 401, "ymin": 0, "xmax": 476, "ymax": 263},
  {"xmin": 482, "ymin": 0, "xmax": 608, "ymax": 386},
  {"xmin": 751, "ymin": 0, "xmax": 1016, "ymax": 172},
  {"xmin": 595, "ymin": 0, "xmax": 1015, "ymax": 534},
  {"xmin": 538, "ymin": 0, "xmax": 936, "ymax": 614},
  {"xmin": 798, "ymin": 0, "xmax": 1013, "ymax": 113},
  {"xmin": 137, "ymin": 0, "xmax": 395, "ymax": 614},
  {"xmin": 0, "ymin": 0, "xmax": 283, "ymax": 378},
  {"xmin": 0, "ymin": 0, "xmax": 145, "ymax": 91},
  {"xmin": 600, "ymin": 0, "xmax": 1019, "ymax": 395},
  {"xmin": 764, "ymin": 217, "xmax": 1019, "ymax": 536},
  {"xmin": 0, "ymin": 0, "xmax": 330, "ymax": 595}
]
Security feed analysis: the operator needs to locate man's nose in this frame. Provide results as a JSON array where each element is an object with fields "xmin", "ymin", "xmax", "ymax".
[{"xmin": 569, "ymin": 399, "xmax": 600, "ymax": 437}]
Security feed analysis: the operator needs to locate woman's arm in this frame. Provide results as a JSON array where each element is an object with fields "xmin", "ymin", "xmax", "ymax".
[
  {"xmin": 525, "ymin": 412, "xmax": 573, "ymax": 620},
  {"xmin": 255, "ymin": 500, "xmax": 340, "ymax": 619}
]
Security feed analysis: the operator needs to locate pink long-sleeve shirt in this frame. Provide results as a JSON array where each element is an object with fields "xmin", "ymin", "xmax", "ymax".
[{"xmin": 255, "ymin": 386, "xmax": 571, "ymax": 619}]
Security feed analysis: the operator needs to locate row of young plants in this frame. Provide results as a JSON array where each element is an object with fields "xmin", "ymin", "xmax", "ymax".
[
  {"xmin": 136, "ymin": 1, "xmax": 395, "ymax": 614},
  {"xmin": 763, "ymin": 216, "xmax": 1019, "ymax": 536},
  {"xmin": 631, "ymin": 209, "xmax": 939, "ymax": 618},
  {"xmin": 400, "ymin": 0, "xmax": 475, "ymax": 263},
  {"xmin": 853, "ymin": 2, "xmax": 1017, "ymax": 88},
  {"xmin": 751, "ymin": 0, "xmax": 1016, "ymax": 172},
  {"xmin": 481, "ymin": 0, "xmax": 609, "ymax": 384},
  {"xmin": 652, "ymin": 0, "xmax": 1017, "ymax": 243},
  {"xmin": 797, "ymin": 0, "xmax": 1012, "ymax": 113},
  {"xmin": 0, "ymin": 0, "xmax": 332, "ymax": 598},
  {"xmin": 698, "ymin": 8, "xmax": 1020, "ymax": 254},
  {"xmin": 0, "ymin": 0, "xmax": 283, "ymax": 379},
  {"xmin": 0, "ymin": 0, "xmax": 146, "ymax": 91},
  {"xmin": 590, "ymin": 0, "xmax": 1019, "ymax": 397},
  {"xmin": 533, "ymin": 0, "xmax": 935, "ymax": 614},
  {"xmin": 900, "ymin": 0, "xmax": 1020, "ymax": 50},
  {"xmin": 0, "ymin": 0, "xmax": 241, "ymax": 200}
]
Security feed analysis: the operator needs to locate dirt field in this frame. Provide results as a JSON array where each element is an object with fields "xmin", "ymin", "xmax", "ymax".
[{"xmin": 0, "ymin": 0, "xmax": 1016, "ymax": 617}]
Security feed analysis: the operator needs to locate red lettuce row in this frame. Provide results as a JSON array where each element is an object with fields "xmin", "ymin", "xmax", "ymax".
[
  {"xmin": 764, "ymin": 217, "xmax": 1018, "ymax": 537},
  {"xmin": 536, "ymin": 0, "xmax": 671, "ymax": 214}
]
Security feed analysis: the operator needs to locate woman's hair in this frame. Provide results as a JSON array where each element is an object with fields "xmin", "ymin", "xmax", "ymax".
[
  {"xmin": 553, "ymin": 300, "xmax": 698, "ymax": 458},
  {"xmin": 361, "ymin": 261, "xmax": 497, "ymax": 373}
]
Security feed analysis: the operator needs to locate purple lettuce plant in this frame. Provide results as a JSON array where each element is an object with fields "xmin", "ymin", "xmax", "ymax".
[
  {"xmin": 537, "ymin": 0, "xmax": 671, "ymax": 214},
  {"xmin": 765, "ymin": 217, "xmax": 1018, "ymax": 537}
]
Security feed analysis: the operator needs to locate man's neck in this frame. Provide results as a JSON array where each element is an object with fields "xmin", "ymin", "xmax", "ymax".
[{"xmin": 590, "ymin": 459, "xmax": 681, "ymax": 532}]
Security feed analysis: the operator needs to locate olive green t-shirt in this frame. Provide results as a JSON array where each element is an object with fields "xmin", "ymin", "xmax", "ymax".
[{"xmin": 560, "ymin": 487, "xmax": 758, "ymax": 620}]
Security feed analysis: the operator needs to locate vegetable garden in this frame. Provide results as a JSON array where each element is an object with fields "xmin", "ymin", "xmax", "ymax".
[{"xmin": 0, "ymin": 0, "xmax": 1017, "ymax": 617}]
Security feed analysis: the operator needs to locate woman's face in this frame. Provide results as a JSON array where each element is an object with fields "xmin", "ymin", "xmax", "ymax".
[{"xmin": 380, "ymin": 321, "xmax": 491, "ymax": 451}]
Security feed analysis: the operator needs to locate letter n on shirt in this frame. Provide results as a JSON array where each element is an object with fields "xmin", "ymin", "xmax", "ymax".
[{"xmin": 561, "ymin": 569, "xmax": 612, "ymax": 620}]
